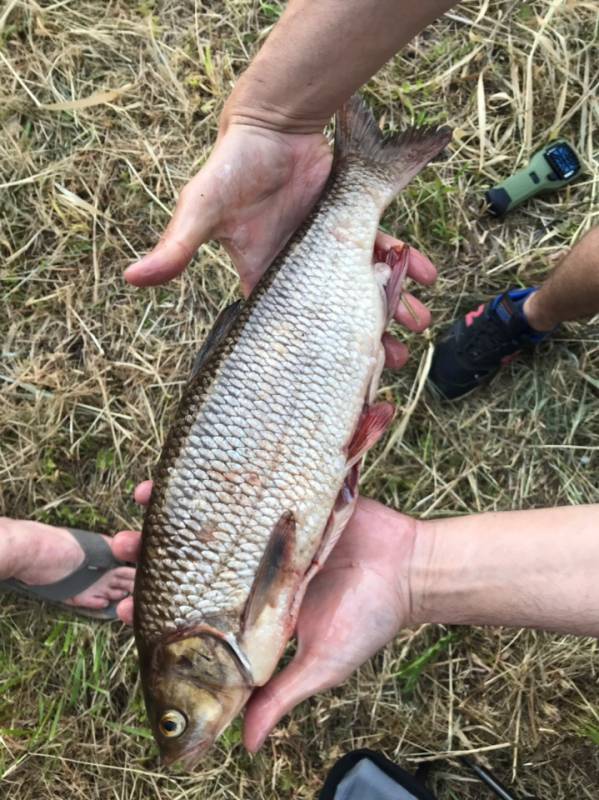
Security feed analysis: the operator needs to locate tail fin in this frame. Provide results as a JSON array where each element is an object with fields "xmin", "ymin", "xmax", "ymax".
[{"xmin": 334, "ymin": 95, "xmax": 452, "ymax": 195}]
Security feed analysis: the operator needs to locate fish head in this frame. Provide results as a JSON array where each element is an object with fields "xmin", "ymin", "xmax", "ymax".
[{"xmin": 137, "ymin": 628, "xmax": 253, "ymax": 767}]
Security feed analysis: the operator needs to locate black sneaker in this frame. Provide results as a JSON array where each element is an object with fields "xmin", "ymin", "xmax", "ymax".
[{"xmin": 428, "ymin": 288, "xmax": 553, "ymax": 400}]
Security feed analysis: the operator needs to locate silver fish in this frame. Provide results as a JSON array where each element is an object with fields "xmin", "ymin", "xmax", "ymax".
[{"xmin": 133, "ymin": 95, "xmax": 451, "ymax": 766}]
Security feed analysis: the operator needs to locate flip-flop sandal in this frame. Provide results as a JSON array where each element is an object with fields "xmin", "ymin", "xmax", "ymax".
[{"xmin": 0, "ymin": 528, "xmax": 129, "ymax": 621}]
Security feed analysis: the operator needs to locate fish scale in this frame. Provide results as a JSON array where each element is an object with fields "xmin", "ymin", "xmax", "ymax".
[
  {"xmin": 133, "ymin": 96, "xmax": 452, "ymax": 765},
  {"xmin": 136, "ymin": 184, "xmax": 382, "ymax": 643}
]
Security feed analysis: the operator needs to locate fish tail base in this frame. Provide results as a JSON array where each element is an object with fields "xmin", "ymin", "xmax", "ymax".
[{"xmin": 334, "ymin": 95, "xmax": 453, "ymax": 199}]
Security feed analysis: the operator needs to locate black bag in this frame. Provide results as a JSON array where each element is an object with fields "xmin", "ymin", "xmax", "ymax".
[{"xmin": 318, "ymin": 749, "xmax": 438, "ymax": 800}]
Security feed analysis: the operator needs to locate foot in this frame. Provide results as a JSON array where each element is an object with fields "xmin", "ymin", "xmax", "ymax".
[
  {"xmin": 1, "ymin": 518, "xmax": 140, "ymax": 615},
  {"xmin": 428, "ymin": 287, "xmax": 554, "ymax": 400}
]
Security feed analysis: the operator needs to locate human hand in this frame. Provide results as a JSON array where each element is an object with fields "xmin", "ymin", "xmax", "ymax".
[
  {"xmin": 243, "ymin": 497, "xmax": 417, "ymax": 752},
  {"xmin": 123, "ymin": 486, "xmax": 417, "ymax": 744},
  {"xmin": 124, "ymin": 123, "xmax": 333, "ymax": 297},
  {"xmin": 124, "ymin": 122, "xmax": 437, "ymax": 366},
  {"xmin": 115, "ymin": 481, "xmax": 152, "ymax": 625}
]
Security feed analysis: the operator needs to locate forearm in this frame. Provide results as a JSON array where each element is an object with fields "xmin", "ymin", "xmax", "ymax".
[
  {"xmin": 410, "ymin": 505, "xmax": 599, "ymax": 637},
  {"xmin": 224, "ymin": 0, "xmax": 458, "ymax": 133},
  {"xmin": 525, "ymin": 225, "xmax": 599, "ymax": 330}
]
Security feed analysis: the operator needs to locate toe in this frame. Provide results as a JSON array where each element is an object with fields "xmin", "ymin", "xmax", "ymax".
[
  {"xmin": 106, "ymin": 586, "xmax": 130, "ymax": 601},
  {"xmin": 110, "ymin": 575, "xmax": 134, "ymax": 589},
  {"xmin": 110, "ymin": 578, "xmax": 135, "ymax": 596},
  {"xmin": 67, "ymin": 594, "xmax": 111, "ymax": 610},
  {"xmin": 110, "ymin": 566, "xmax": 135, "ymax": 581}
]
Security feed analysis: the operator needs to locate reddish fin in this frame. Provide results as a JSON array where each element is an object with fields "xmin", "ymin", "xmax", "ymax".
[
  {"xmin": 347, "ymin": 402, "xmax": 395, "ymax": 466},
  {"xmin": 384, "ymin": 244, "xmax": 410, "ymax": 324},
  {"xmin": 289, "ymin": 464, "xmax": 360, "ymax": 622},
  {"xmin": 242, "ymin": 511, "xmax": 296, "ymax": 631}
]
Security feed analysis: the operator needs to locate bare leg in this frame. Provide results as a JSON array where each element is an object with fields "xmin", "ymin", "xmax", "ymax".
[
  {"xmin": 0, "ymin": 517, "xmax": 138, "ymax": 611},
  {"xmin": 523, "ymin": 226, "xmax": 599, "ymax": 331}
]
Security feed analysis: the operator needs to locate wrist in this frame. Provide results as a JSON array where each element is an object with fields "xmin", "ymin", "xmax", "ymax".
[
  {"xmin": 406, "ymin": 518, "xmax": 439, "ymax": 627},
  {"xmin": 220, "ymin": 76, "xmax": 330, "ymax": 137},
  {"xmin": 408, "ymin": 515, "xmax": 502, "ymax": 628},
  {"xmin": 407, "ymin": 515, "xmax": 484, "ymax": 628}
]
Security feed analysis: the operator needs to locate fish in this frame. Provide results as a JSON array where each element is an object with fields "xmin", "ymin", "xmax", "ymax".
[{"xmin": 133, "ymin": 95, "xmax": 452, "ymax": 767}]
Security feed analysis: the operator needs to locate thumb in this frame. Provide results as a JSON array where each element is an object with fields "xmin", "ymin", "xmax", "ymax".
[
  {"xmin": 243, "ymin": 648, "xmax": 341, "ymax": 753},
  {"xmin": 124, "ymin": 174, "xmax": 220, "ymax": 287}
]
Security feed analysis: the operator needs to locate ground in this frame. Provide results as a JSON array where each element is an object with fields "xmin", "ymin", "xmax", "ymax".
[{"xmin": 0, "ymin": 1, "xmax": 598, "ymax": 798}]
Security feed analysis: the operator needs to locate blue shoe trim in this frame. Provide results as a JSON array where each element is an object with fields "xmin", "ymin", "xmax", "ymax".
[
  {"xmin": 510, "ymin": 288, "xmax": 557, "ymax": 341},
  {"xmin": 491, "ymin": 287, "xmax": 553, "ymax": 342},
  {"xmin": 491, "ymin": 287, "xmax": 538, "ymax": 323},
  {"xmin": 507, "ymin": 287, "xmax": 538, "ymax": 303}
]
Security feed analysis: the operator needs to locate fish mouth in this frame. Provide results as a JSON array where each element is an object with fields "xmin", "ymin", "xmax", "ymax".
[{"xmin": 160, "ymin": 738, "xmax": 214, "ymax": 769}]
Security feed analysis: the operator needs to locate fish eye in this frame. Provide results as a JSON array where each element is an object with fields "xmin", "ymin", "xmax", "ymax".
[{"xmin": 159, "ymin": 710, "xmax": 187, "ymax": 738}]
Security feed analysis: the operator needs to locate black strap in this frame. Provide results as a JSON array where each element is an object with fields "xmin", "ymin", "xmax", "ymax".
[{"xmin": 318, "ymin": 749, "xmax": 438, "ymax": 800}]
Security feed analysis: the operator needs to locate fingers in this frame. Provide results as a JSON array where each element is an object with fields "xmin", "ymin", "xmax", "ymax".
[
  {"xmin": 117, "ymin": 595, "xmax": 134, "ymax": 625},
  {"xmin": 382, "ymin": 334, "xmax": 409, "ymax": 370},
  {"xmin": 243, "ymin": 650, "xmax": 340, "ymax": 753},
  {"xmin": 109, "ymin": 483, "xmax": 150, "ymax": 628},
  {"xmin": 374, "ymin": 231, "xmax": 437, "ymax": 286},
  {"xmin": 134, "ymin": 480, "xmax": 153, "ymax": 506},
  {"xmin": 112, "ymin": 530, "xmax": 142, "ymax": 563},
  {"xmin": 394, "ymin": 292, "xmax": 431, "ymax": 332},
  {"xmin": 124, "ymin": 174, "xmax": 219, "ymax": 287}
]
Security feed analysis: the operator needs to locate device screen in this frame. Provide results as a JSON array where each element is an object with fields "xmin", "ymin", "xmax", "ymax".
[{"xmin": 544, "ymin": 143, "xmax": 580, "ymax": 180}]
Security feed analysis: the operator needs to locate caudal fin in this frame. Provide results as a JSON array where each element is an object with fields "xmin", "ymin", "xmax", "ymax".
[{"xmin": 334, "ymin": 95, "xmax": 452, "ymax": 196}]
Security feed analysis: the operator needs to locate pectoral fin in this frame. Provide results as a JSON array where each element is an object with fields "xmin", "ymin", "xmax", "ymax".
[
  {"xmin": 242, "ymin": 511, "xmax": 297, "ymax": 631},
  {"xmin": 190, "ymin": 300, "xmax": 243, "ymax": 380}
]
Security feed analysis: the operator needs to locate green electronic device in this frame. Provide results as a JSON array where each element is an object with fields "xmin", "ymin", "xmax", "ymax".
[{"xmin": 485, "ymin": 140, "xmax": 582, "ymax": 216}]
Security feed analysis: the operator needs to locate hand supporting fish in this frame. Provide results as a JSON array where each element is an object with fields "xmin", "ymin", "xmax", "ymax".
[
  {"xmin": 124, "ymin": 115, "xmax": 439, "ymax": 370},
  {"xmin": 132, "ymin": 96, "xmax": 451, "ymax": 766}
]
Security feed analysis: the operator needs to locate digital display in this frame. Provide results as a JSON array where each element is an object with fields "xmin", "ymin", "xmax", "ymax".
[{"xmin": 544, "ymin": 143, "xmax": 580, "ymax": 181}]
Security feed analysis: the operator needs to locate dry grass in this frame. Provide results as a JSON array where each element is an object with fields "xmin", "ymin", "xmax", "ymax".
[{"xmin": 1, "ymin": 1, "xmax": 598, "ymax": 797}]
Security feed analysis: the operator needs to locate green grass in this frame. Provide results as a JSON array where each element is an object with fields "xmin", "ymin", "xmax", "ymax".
[
  {"xmin": 392, "ymin": 632, "xmax": 459, "ymax": 697},
  {"xmin": 1, "ymin": 1, "xmax": 598, "ymax": 798}
]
